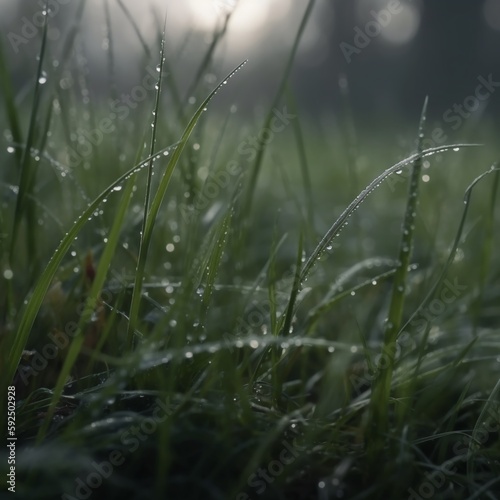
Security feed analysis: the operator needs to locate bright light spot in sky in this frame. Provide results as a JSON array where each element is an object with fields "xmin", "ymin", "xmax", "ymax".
[
  {"xmin": 483, "ymin": 0, "xmax": 500, "ymax": 30},
  {"xmin": 356, "ymin": 0, "xmax": 421, "ymax": 45},
  {"xmin": 380, "ymin": 4, "xmax": 421, "ymax": 44},
  {"xmin": 183, "ymin": 0, "xmax": 290, "ymax": 34}
]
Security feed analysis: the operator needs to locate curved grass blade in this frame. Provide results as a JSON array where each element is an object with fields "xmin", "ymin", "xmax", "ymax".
[
  {"xmin": 467, "ymin": 377, "xmax": 500, "ymax": 487},
  {"xmin": 473, "ymin": 164, "xmax": 499, "ymax": 334},
  {"xmin": 368, "ymin": 97, "xmax": 429, "ymax": 449},
  {"xmin": 399, "ymin": 164, "xmax": 500, "ymax": 340},
  {"xmin": 306, "ymin": 267, "xmax": 398, "ymax": 331},
  {"xmin": 3, "ymin": 143, "xmax": 179, "ymax": 397},
  {"xmin": 36, "ymin": 173, "xmax": 138, "ymax": 442},
  {"xmin": 299, "ymin": 142, "xmax": 482, "ymax": 286},
  {"xmin": 126, "ymin": 59, "xmax": 248, "ymax": 347}
]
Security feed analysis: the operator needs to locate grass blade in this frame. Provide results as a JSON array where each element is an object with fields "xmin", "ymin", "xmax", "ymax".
[
  {"xmin": 10, "ymin": 1, "xmax": 50, "ymax": 274},
  {"xmin": 299, "ymin": 142, "xmax": 481, "ymax": 286},
  {"xmin": 1, "ymin": 143, "xmax": 178, "ymax": 400},
  {"xmin": 126, "ymin": 59, "xmax": 248, "ymax": 347},
  {"xmin": 367, "ymin": 97, "xmax": 429, "ymax": 455},
  {"xmin": 35, "ymin": 173, "xmax": 138, "ymax": 441}
]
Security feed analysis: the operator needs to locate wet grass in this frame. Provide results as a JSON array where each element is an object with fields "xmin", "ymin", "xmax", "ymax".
[{"xmin": 1, "ymin": 3, "xmax": 500, "ymax": 500}]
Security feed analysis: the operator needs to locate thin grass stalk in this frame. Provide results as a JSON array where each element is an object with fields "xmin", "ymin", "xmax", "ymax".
[
  {"xmin": 9, "ymin": 1, "xmax": 49, "ymax": 275},
  {"xmin": 472, "ymin": 165, "xmax": 499, "ymax": 334},
  {"xmin": 126, "ymin": 25, "xmax": 167, "ymax": 347},
  {"xmin": 126, "ymin": 60, "xmax": 248, "ymax": 348},
  {"xmin": 287, "ymin": 87, "xmax": 314, "ymax": 229},
  {"xmin": 366, "ymin": 97, "xmax": 428, "ymax": 462}
]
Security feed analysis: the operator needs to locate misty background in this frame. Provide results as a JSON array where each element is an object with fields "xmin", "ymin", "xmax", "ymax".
[{"xmin": 1, "ymin": 0, "xmax": 499, "ymax": 136}]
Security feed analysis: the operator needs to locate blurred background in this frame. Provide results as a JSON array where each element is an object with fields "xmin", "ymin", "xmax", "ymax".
[{"xmin": 0, "ymin": 0, "xmax": 499, "ymax": 162}]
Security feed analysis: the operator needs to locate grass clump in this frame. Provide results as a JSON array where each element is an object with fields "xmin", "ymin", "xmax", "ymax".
[{"xmin": 1, "ymin": 4, "xmax": 500, "ymax": 500}]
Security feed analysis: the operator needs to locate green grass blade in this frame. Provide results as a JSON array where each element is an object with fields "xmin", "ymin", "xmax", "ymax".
[
  {"xmin": 126, "ymin": 23, "xmax": 167, "ymax": 346},
  {"xmin": 467, "ymin": 377, "xmax": 500, "ymax": 486},
  {"xmin": 10, "ymin": 2, "xmax": 50, "ymax": 269},
  {"xmin": 399, "ymin": 165, "xmax": 500, "ymax": 339},
  {"xmin": 287, "ymin": 87, "xmax": 314, "ymax": 229},
  {"xmin": 299, "ymin": 142, "xmax": 481, "ymax": 286},
  {"xmin": 2, "ymin": 143, "xmax": 178, "ymax": 397},
  {"xmin": 36, "ymin": 174, "xmax": 137, "ymax": 441},
  {"xmin": 367, "ymin": 97, "xmax": 428, "ymax": 449},
  {"xmin": 199, "ymin": 206, "xmax": 232, "ymax": 319},
  {"xmin": 472, "ymin": 165, "xmax": 499, "ymax": 333},
  {"xmin": 126, "ymin": 59, "xmax": 248, "ymax": 348}
]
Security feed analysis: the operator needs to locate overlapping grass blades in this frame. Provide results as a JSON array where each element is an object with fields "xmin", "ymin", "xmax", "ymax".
[
  {"xmin": 126, "ymin": 53, "xmax": 248, "ymax": 347},
  {"xmin": 367, "ymin": 98, "xmax": 429, "ymax": 458},
  {"xmin": 4, "ymin": 143, "xmax": 178, "ymax": 401},
  {"xmin": 299, "ymin": 144, "xmax": 481, "ymax": 288},
  {"xmin": 36, "ymin": 174, "xmax": 137, "ymax": 441}
]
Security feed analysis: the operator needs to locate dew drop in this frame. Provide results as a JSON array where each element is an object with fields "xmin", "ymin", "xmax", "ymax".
[
  {"xmin": 3, "ymin": 269, "xmax": 14, "ymax": 280},
  {"xmin": 6, "ymin": 146, "xmax": 15, "ymax": 154},
  {"xmin": 38, "ymin": 71, "xmax": 48, "ymax": 85}
]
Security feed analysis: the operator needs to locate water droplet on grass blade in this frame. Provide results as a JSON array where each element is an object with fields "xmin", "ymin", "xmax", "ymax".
[{"xmin": 3, "ymin": 269, "xmax": 13, "ymax": 280}]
